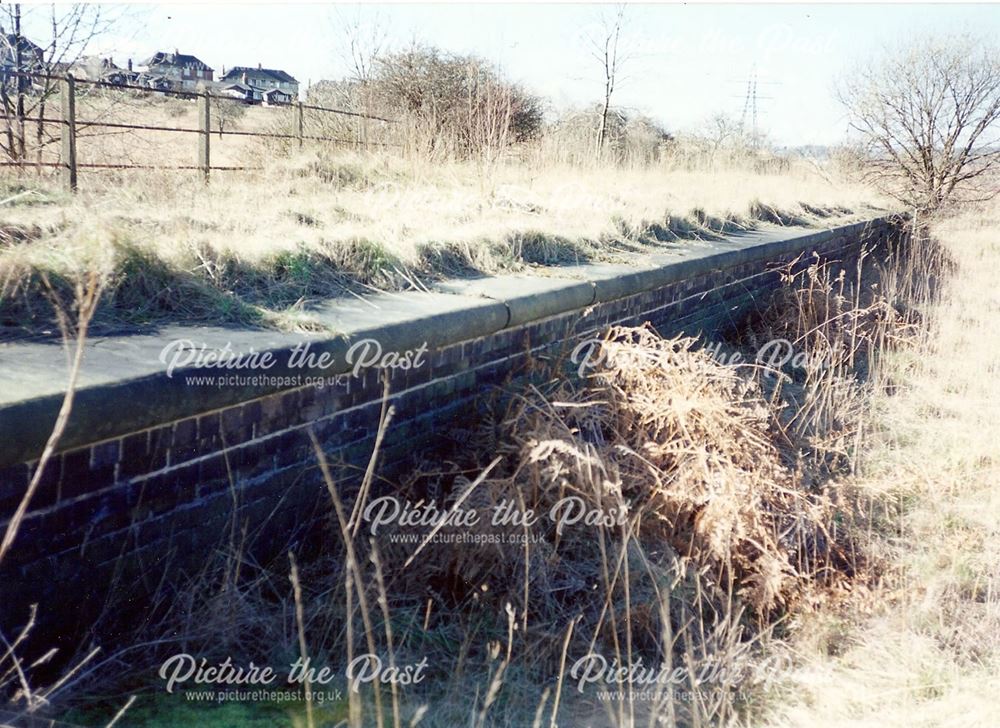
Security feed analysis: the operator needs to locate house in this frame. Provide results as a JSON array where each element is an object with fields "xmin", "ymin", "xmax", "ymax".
[
  {"xmin": 218, "ymin": 82, "xmax": 255, "ymax": 103},
  {"xmin": 136, "ymin": 73, "xmax": 172, "ymax": 93},
  {"xmin": 76, "ymin": 56, "xmax": 139, "ymax": 86},
  {"xmin": 138, "ymin": 49, "xmax": 213, "ymax": 90},
  {"xmin": 261, "ymin": 87, "xmax": 293, "ymax": 106},
  {"xmin": 219, "ymin": 64, "xmax": 298, "ymax": 101},
  {"xmin": 0, "ymin": 31, "xmax": 45, "ymax": 91}
]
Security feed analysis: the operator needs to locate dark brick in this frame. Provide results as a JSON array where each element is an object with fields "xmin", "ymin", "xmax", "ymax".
[
  {"xmin": 76, "ymin": 529, "xmax": 131, "ymax": 567},
  {"xmin": 259, "ymin": 393, "xmax": 284, "ymax": 430},
  {"xmin": 89, "ymin": 487, "xmax": 134, "ymax": 537},
  {"xmin": 118, "ymin": 432, "xmax": 150, "ymax": 479},
  {"xmin": 309, "ymin": 416, "xmax": 341, "ymax": 444},
  {"xmin": 121, "ymin": 431, "xmax": 148, "ymax": 461},
  {"xmin": 148, "ymin": 426, "xmax": 171, "ymax": 472},
  {"xmin": 90, "ymin": 440, "xmax": 121, "ymax": 470},
  {"xmin": 196, "ymin": 418, "xmax": 223, "ymax": 453},
  {"xmin": 274, "ymin": 429, "xmax": 310, "ymax": 469},
  {"xmin": 172, "ymin": 417, "xmax": 198, "ymax": 449},
  {"xmin": 171, "ymin": 441, "xmax": 201, "ymax": 466},
  {"xmin": 132, "ymin": 472, "xmax": 188, "ymax": 520},
  {"xmin": 197, "ymin": 452, "xmax": 229, "ymax": 490},
  {"xmin": 60, "ymin": 447, "xmax": 106, "ymax": 501},
  {"xmin": 0, "ymin": 463, "xmax": 29, "ymax": 491},
  {"xmin": 243, "ymin": 400, "xmax": 263, "ymax": 431},
  {"xmin": 20, "ymin": 457, "xmax": 62, "ymax": 510},
  {"xmin": 281, "ymin": 388, "xmax": 301, "ymax": 416},
  {"xmin": 49, "ymin": 493, "xmax": 95, "ymax": 534},
  {"xmin": 0, "ymin": 463, "xmax": 30, "ymax": 517},
  {"xmin": 220, "ymin": 406, "xmax": 243, "ymax": 442},
  {"xmin": 1, "ymin": 511, "xmax": 63, "ymax": 566},
  {"xmin": 232, "ymin": 442, "xmax": 264, "ymax": 480},
  {"xmin": 163, "ymin": 461, "xmax": 200, "ymax": 502}
]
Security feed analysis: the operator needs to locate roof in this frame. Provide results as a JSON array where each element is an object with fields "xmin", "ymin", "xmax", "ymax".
[
  {"xmin": 136, "ymin": 73, "xmax": 171, "ymax": 86},
  {"xmin": 1, "ymin": 33, "xmax": 44, "ymax": 61},
  {"xmin": 77, "ymin": 56, "xmax": 121, "ymax": 76},
  {"xmin": 220, "ymin": 66, "xmax": 298, "ymax": 84},
  {"xmin": 141, "ymin": 51, "xmax": 213, "ymax": 72}
]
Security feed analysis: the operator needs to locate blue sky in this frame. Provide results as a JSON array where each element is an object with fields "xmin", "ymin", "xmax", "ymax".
[{"xmin": 19, "ymin": 3, "xmax": 1000, "ymax": 145}]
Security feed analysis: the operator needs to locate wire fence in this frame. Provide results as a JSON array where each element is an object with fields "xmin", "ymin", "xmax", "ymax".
[{"xmin": 0, "ymin": 70, "xmax": 400, "ymax": 189}]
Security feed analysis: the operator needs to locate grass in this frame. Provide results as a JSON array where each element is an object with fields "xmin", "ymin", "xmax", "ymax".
[
  {"xmin": 18, "ymin": 225, "xmax": 934, "ymax": 727},
  {"xmin": 762, "ymin": 199, "xmax": 1000, "ymax": 726},
  {"xmin": 0, "ymin": 97, "xmax": 885, "ymax": 336},
  {"xmin": 3, "ymin": 96, "xmax": 947, "ymax": 728}
]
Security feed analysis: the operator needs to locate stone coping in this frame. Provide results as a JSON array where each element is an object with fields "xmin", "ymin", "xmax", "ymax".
[{"xmin": 0, "ymin": 217, "xmax": 893, "ymax": 468}]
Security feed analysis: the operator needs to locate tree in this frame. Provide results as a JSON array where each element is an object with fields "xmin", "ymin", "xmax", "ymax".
[
  {"xmin": 585, "ymin": 4, "xmax": 628, "ymax": 155},
  {"xmin": 0, "ymin": 4, "xmax": 116, "ymax": 166},
  {"xmin": 333, "ymin": 8, "xmax": 388, "ymax": 145},
  {"xmin": 214, "ymin": 98, "xmax": 246, "ymax": 138},
  {"xmin": 706, "ymin": 112, "xmax": 744, "ymax": 156},
  {"xmin": 334, "ymin": 7, "xmax": 387, "ymax": 86},
  {"xmin": 370, "ymin": 45, "xmax": 543, "ymax": 158},
  {"xmin": 839, "ymin": 34, "xmax": 1000, "ymax": 212}
]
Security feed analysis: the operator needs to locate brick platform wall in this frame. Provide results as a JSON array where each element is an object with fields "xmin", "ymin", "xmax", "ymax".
[{"xmin": 0, "ymin": 218, "xmax": 903, "ymax": 650}]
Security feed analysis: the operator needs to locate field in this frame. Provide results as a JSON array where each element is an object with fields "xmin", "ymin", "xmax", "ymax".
[
  {"xmin": 7, "ymin": 82, "xmax": 1000, "ymax": 728},
  {"xmin": 1, "ymin": 96, "xmax": 884, "ymax": 335},
  {"xmin": 768, "ymin": 199, "xmax": 1000, "ymax": 726}
]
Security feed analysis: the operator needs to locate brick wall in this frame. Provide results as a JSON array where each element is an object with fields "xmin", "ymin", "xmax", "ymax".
[{"xmin": 0, "ymin": 218, "xmax": 903, "ymax": 652}]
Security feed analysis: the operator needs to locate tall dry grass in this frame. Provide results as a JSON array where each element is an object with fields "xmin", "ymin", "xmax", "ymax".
[
  {"xmin": 18, "ymin": 223, "xmax": 942, "ymax": 727},
  {"xmin": 761, "ymin": 200, "xmax": 1000, "ymax": 727},
  {"xmin": 0, "ymin": 92, "xmax": 884, "ymax": 335},
  {"xmin": 2, "ymin": 209, "xmax": 952, "ymax": 728}
]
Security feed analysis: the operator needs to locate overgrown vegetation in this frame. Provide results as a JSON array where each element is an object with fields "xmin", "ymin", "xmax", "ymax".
[
  {"xmin": 1, "ymin": 210, "xmax": 950, "ymax": 727},
  {"xmin": 0, "ymin": 35, "xmax": 887, "ymax": 337},
  {"xmin": 9, "ymin": 23, "xmax": 999, "ymax": 728},
  {"xmin": 0, "ymin": 149, "xmax": 880, "ymax": 337},
  {"xmin": 839, "ymin": 34, "xmax": 1000, "ymax": 213}
]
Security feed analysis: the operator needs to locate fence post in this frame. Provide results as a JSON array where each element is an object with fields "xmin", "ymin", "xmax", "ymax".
[
  {"xmin": 60, "ymin": 74, "xmax": 77, "ymax": 192},
  {"xmin": 197, "ymin": 83, "xmax": 210, "ymax": 182},
  {"xmin": 297, "ymin": 101, "xmax": 304, "ymax": 149}
]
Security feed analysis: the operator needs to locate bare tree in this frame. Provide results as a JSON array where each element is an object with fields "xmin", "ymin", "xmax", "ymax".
[
  {"xmin": 586, "ymin": 4, "xmax": 628, "ymax": 155},
  {"xmin": 839, "ymin": 34, "xmax": 1000, "ymax": 212},
  {"xmin": 335, "ymin": 7, "xmax": 388, "ymax": 86},
  {"xmin": 0, "ymin": 3, "xmax": 115, "ymax": 166},
  {"xmin": 706, "ymin": 112, "xmax": 743, "ymax": 157},
  {"xmin": 214, "ymin": 97, "xmax": 246, "ymax": 138},
  {"xmin": 333, "ymin": 7, "xmax": 388, "ymax": 145}
]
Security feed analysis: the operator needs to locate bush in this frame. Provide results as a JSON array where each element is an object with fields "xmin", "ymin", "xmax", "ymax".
[
  {"xmin": 310, "ymin": 45, "xmax": 543, "ymax": 160},
  {"xmin": 541, "ymin": 106, "xmax": 673, "ymax": 167}
]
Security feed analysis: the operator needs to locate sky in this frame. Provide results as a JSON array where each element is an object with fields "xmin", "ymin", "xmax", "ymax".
[{"xmin": 15, "ymin": 2, "xmax": 1000, "ymax": 146}]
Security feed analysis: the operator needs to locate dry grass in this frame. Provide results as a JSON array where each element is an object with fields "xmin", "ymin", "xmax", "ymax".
[
  {"xmin": 2, "ymin": 97, "xmax": 936, "ymax": 728},
  {"xmin": 45, "ymin": 287, "xmax": 920, "ymax": 727},
  {"xmin": 762, "ymin": 200, "xmax": 1000, "ymax": 726},
  {"xmin": 0, "ymin": 97, "xmax": 884, "ymax": 335},
  {"xmin": 2, "ymin": 202, "xmax": 946, "ymax": 727}
]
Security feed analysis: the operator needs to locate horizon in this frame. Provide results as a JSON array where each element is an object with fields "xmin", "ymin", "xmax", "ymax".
[{"xmin": 11, "ymin": 3, "xmax": 1000, "ymax": 146}]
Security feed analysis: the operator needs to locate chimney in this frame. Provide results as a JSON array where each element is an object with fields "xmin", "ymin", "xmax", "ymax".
[
  {"xmin": 127, "ymin": 58, "xmax": 132, "ymax": 72},
  {"xmin": 257, "ymin": 62, "xmax": 261, "ymax": 70}
]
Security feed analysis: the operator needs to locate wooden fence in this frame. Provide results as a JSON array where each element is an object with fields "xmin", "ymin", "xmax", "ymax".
[{"xmin": 0, "ymin": 71, "xmax": 398, "ymax": 191}]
